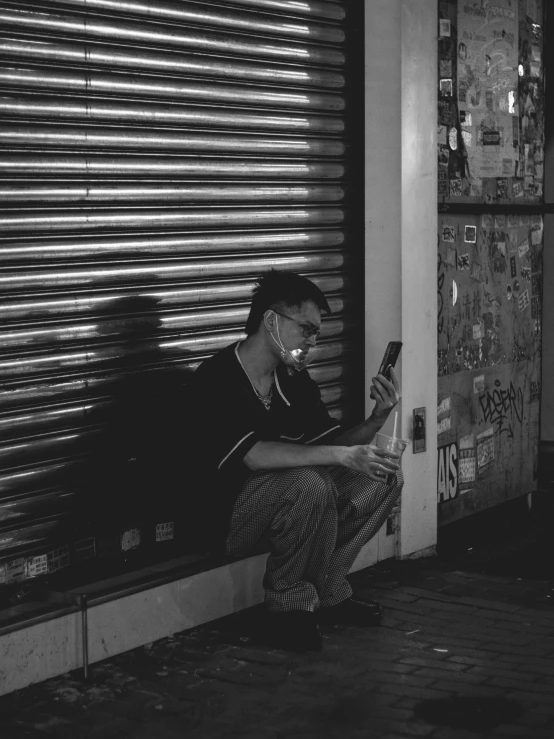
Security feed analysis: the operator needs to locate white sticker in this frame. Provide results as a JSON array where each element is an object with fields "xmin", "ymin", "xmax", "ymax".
[
  {"xmin": 473, "ymin": 375, "xmax": 485, "ymax": 394},
  {"xmin": 472, "ymin": 324, "xmax": 482, "ymax": 340},
  {"xmin": 26, "ymin": 554, "xmax": 48, "ymax": 578},
  {"xmin": 437, "ymin": 397, "xmax": 451, "ymax": 416},
  {"xmin": 439, "ymin": 19, "xmax": 451, "ymax": 36},
  {"xmin": 438, "ymin": 416, "xmax": 452, "ymax": 435},
  {"xmin": 518, "ymin": 239, "xmax": 530, "ymax": 258},
  {"xmin": 156, "ymin": 522, "xmax": 174, "ymax": 542}
]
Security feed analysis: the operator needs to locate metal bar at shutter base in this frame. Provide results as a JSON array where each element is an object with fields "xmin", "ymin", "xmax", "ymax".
[
  {"xmin": 0, "ymin": 38, "xmax": 345, "ymax": 89},
  {"xmin": 0, "ymin": 252, "xmax": 348, "ymax": 292},
  {"xmin": 0, "ymin": 340, "xmax": 354, "ymax": 414},
  {"xmin": 0, "ymin": 321, "xmax": 353, "ymax": 380},
  {"xmin": 0, "ymin": 183, "xmax": 346, "ymax": 205},
  {"xmin": 0, "ymin": 295, "xmax": 350, "ymax": 351},
  {"xmin": 0, "ymin": 273, "xmax": 349, "ymax": 322},
  {"xmin": 0, "ymin": 230, "xmax": 346, "ymax": 263},
  {"xmin": 0, "ymin": 126, "xmax": 346, "ymax": 156},
  {"xmin": 0, "ymin": 156, "xmax": 345, "ymax": 180},
  {"xmin": 211, "ymin": 0, "xmax": 345, "ymax": 21},
  {"xmin": 0, "ymin": 206, "xmax": 344, "ymax": 234},
  {"xmin": 0, "ymin": 9, "xmax": 345, "ymax": 65},
  {"xmin": 15, "ymin": 1, "xmax": 345, "ymax": 44},
  {"xmin": 0, "ymin": 66, "xmax": 345, "ymax": 112},
  {"xmin": 0, "ymin": 96, "xmax": 345, "ymax": 134}
]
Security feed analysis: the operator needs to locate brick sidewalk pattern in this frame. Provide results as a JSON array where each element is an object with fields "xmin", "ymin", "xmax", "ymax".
[{"xmin": 1, "ymin": 558, "xmax": 554, "ymax": 739}]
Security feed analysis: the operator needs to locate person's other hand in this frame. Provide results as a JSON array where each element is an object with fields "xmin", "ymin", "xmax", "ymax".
[
  {"xmin": 342, "ymin": 444, "xmax": 400, "ymax": 483},
  {"xmin": 369, "ymin": 366, "xmax": 401, "ymax": 421}
]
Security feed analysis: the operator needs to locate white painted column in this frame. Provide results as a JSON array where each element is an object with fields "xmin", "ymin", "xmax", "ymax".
[{"xmin": 365, "ymin": 0, "xmax": 438, "ymax": 559}]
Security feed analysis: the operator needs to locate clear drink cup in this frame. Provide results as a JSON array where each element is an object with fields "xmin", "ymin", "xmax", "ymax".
[{"xmin": 374, "ymin": 432, "xmax": 408, "ymax": 483}]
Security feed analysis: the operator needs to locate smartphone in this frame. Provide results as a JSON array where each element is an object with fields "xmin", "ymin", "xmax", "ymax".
[{"xmin": 377, "ymin": 341, "xmax": 402, "ymax": 380}]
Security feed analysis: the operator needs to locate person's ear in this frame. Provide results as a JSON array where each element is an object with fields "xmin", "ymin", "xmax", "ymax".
[{"xmin": 263, "ymin": 310, "xmax": 275, "ymax": 332}]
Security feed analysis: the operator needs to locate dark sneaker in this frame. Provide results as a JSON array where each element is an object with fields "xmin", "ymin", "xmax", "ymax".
[
  {"xmin": 317, "ymin": 597, "xmax": 383, "ymax": 627},
  {"xmin": 266, "ymin": 610, "xmax": 323, "ymax": 652}
]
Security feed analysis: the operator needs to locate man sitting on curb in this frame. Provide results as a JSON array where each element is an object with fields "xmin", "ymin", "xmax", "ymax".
[{"xmin": 185, "ymin": 270, "xmax": 402, "ymax": 652}]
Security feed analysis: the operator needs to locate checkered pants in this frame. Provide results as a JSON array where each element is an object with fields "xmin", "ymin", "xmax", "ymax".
[{"xmin": 225, "ymin": 465, "xmax": 404, "ymax": 612}]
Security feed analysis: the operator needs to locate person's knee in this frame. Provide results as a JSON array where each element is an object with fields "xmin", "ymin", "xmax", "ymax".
[{"xmin": 288, "ymin": 466, "xmax": 335, "ymax": 507}]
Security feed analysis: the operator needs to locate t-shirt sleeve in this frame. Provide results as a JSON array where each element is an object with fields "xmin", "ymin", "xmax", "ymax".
[{"xmin": 301, "ymin": 373, "xmax": 342, "ymax": 445}]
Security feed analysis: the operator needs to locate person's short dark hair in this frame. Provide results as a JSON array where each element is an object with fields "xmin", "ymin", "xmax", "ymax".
[{"xmin": 245, "ymin": 270, "xmax": 331, "ymax": 335}]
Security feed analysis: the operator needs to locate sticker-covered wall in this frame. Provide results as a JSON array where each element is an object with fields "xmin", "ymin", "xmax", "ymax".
[
  {"xmin": 438, "ymin": 0, "xmax": 544, "ymax": 205},
  {"xmin": 437, "ymin": 0, "xmax": 544, "ymax": 524},
  {"xmin": 437, "ymin": 213, "xmax": 542, "ymax": 522}
]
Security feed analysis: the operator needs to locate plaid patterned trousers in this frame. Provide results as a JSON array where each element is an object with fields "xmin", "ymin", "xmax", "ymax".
[{"xmin": 225, "ymin": 465, "xmax": 404, "ymax": 612}]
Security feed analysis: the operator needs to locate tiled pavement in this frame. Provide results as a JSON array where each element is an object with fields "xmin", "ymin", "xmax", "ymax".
[{"xmin": 1, "ymin": 557, "xmax": 554, "ymax": 739}]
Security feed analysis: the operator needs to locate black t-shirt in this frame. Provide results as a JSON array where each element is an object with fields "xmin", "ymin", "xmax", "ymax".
[{"xmin": 184, "ymin": 342, "xmax": 341, "ymax": 549}]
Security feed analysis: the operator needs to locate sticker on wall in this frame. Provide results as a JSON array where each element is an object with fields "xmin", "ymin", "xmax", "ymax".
[
  {"xmin": 442, "ymin": 225, "xmax": 456, "ymax": 242},
  {"xmin": 473, "ymin": 374, "xmax": 485, "ymax": 394},
  {"xmin": 47, "ymin": 546, "xmax": 70, "ymax": 573},
  {"xmin": 450, "ymin": 179, "xmax": 462, "ymax": 197},
  {"xmin": 464, "ymin": 226, "xmax": 477, "ymax": 243},
  {"xmin": 521, "ymin": 267, "xmax": 531, "ymax": 281},
  {"xmin": 437, "ymin": 397, "xmax": 451, "ymax": 416},
  {"xmin": 530, "ymin": 381, "xmax": 541, "ymax": 402},
  {"xmin": 156, "ymin": 522, "xmax": 175, "ymax": 542},
  {"xmin": 3, "ymin": 558, "xmax": 25, "ymax": 584},
  {"xmin": 457, "ymin": 253, "xmax": 470, "ymax": 270},
  {"xmin": 438, "ymin": 442, "xmax": 458, "ymax": 504},
  {"xmin": 121, "ymin": 528, "xmax": 141, "ymax": 552},
  {"xmin": 495, "ymin": 214, "xmax": 507, "ymax": 229},
  {"xmin": 497, "ymin": 179, "xmax": 509, "ymax": 199},
  {"xmin": 481, "ymin": 214, "xmax": 494, "ymax": 228},
  {"xmin": 448, "ymin": 127, "xmax": 458, "ymax": 150},
  {"xmin": 518, "ymin": 239, "xmax": 530, "ymax": 258},
  {"xmin": 472, "ymin": 323, "xmax": 482, "ymax": 340},
  {"xmin": 512, "ymin": 180, "xmax": 524, "ymax": 197},
  {"xmin": 476, "ymin": 428, "xmax": 495, "ymax": 472},
  {"xmin": 531, "ymin": 296, "xmax": 541, "ymax": 318},
  {"xmin": 510, "ymin": 256, "xmax": 517, "ymax": 278},
  {"xmin": 439, "ymin": 18, "xmax": 451, "ymax": 37},
  {"xmin": 507, "ymin": 284, "xmax": 513, "ymax": 300},
  {"xmin": 518, "ymin": 289, "xmax": 530, "ymax": 311},
  {"xmin": 440, "ymin": 79, "xmax": 453, "ymax": 97},
  {"xmin": 439, "ymin": 145, "xmax": 450, "ymax": 167},
  {"xmin": 26, "ymin": 554, "xmax": 48, "ymax": 578},
  {"xmin": 459, "ymin": 434, "xmax": 477, "ymax": 491},
  {"xmin": 438, "ymin": 416, "xmax": 452, "ymax": 435}
]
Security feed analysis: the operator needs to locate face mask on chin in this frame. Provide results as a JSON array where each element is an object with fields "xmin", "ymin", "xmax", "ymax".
[{"xmin": 269, "ymin": 315, "xmax": 313, "ymax": 372}]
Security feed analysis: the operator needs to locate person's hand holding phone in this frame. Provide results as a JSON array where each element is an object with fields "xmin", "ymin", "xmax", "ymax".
[{"xmin": 369, "ymin": 366, "xmax": 401, "ymax": 421}]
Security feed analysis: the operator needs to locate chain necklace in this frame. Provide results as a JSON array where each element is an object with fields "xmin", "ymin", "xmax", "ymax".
[{"xmin": 235, "ymin": 342, "xmax": 274, "ymax": 411}]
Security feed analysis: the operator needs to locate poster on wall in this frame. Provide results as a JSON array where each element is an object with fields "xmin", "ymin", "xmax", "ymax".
[
  {"xmin": 457, "ymin": 1, "xmax": 519, "ymax": 180},
  {"xmin": 438, "ymin": 0, "xmax": 544, "ymax": 203}
]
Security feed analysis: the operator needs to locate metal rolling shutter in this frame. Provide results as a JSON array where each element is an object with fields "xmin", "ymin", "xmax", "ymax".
[{"xmin": 0, "ymin": 0, "xmax": 363, "ymax": 588}]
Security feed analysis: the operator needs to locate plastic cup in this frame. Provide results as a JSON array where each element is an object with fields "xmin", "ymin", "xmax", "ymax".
[{"xmin": 374, "ymin": 432, "xmax": 408, "ymax": 483}]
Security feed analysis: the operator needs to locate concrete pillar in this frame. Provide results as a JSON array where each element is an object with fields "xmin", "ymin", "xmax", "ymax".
[{"xmin": 364, "ymin": 0, "xmax": 438, "ymax": 559}]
